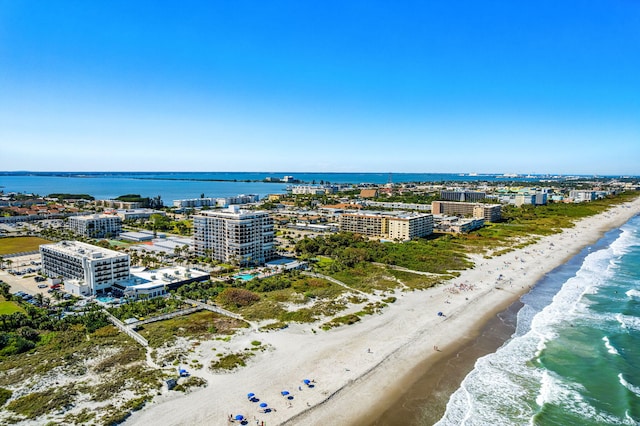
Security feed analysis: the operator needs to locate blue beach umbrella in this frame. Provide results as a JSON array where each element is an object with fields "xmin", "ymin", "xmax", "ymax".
[
  {"xmin": 281, "ymin": 390, "xmax": 289, "ymax": 396},
  {"xmin": 235, "ymin": 414, "xmax": 244, "ymax": 421},
  {"xmin": 259, "ymin": 402, "xmax": 268, "ymax": 408},
  {"xmin": 303, "ymin": 379, "xmax": 311, "ymax": 385},
  {"xmin": 247, "ymin": 393, "xmax": 255, "ymax": 398}
]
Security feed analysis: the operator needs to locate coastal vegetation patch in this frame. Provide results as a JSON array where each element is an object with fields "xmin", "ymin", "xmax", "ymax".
[
  {"xmin": 0, "ymin": 301, "xmax": 167, "ymax": 425},
  {"xmin": 6, "ymin": 384, "xmax": 76, "ymax": 419},
  {"xmin": 210, "ymin": 351, "xmax": 255, "ymax": 372},
  {"xmin": 385, "ymin": 269, "xmax": 449, "ymax": 290},
  {"xmin": 107, "ymin": 296, "xmax": 190, "ymax": 321},
  {"xmin": 173, "ymin": 375, "xmax": 207, "ymax": 392},
  {"xmin": 136, "ymin": 311, "xmax": 247, "ymax": 348},
  {"xmin": 47, "ymin": 193, "xmax": 95, "ymax": 200},
  {"xmin": 297, "ymin": 233, "xmax": 473, "ymax": 274},
  {"xmin": 321, "ymin": 313, "xmax": 361, "ymax": 330}
]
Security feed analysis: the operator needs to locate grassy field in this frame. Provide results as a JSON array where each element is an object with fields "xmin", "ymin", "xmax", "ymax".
[
  {"xmin": 0, "ymin": 237, "xmax": 51, "ymax": 255},
  {"xmin": 0, "ymin": 297, "xmax": 24, "ymax": 315}
]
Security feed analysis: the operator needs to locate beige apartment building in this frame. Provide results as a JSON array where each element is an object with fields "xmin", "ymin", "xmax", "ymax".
[
  {"xmin": 431, "ymin": 201, "xmax": 501, "ymax": 222},
  {"xmin": 388, "ymin": 214, "xmax": 434, "ymax": 241},
  {"xmin": 340, "ymin": 212, "xmax": 389, "ymax": 237},
  {"xmin": 340, "ymin": 212, "xmax": 433, "ymax": 241}
]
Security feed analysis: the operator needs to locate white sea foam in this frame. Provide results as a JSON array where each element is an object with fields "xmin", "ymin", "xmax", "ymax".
[
  {"xmin": 535, "ymin": 370, "xmax": 552, "ymax": 407},
  {"xmin": 618, "ymin": 373, "xmax": 640, "ymax": 397},
  {"xmin": 625, "ymin": 289, "xmax": 640, "ymax": 298},
  {"xmin": 616, "ymin": 313, "xmax": 640, "ymax": 331},
  {"xmin": 438, "ymin": 217, "xmax": 640, "ymax": 425},
  {"xmin": 602, "ymin": 336, "xmax": 619, "ymax": 355}
]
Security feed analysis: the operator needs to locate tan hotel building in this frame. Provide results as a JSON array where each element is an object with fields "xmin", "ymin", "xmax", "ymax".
[
  {"xmin": 431, "ymin": 201, "xmax": 501, "ymax": 222},
  {"xmin": 340, "ymin": 212, "xmax": 433, "ymax": 241}
]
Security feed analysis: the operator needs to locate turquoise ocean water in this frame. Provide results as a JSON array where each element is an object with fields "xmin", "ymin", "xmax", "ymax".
[{"xmin": 436, "ymin": 213, "xmax": 640, "ymax": 425}]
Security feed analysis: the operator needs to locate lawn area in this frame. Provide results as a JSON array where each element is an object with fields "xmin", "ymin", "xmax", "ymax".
[
  {"xmin": 107, "ymin": 239, "xmax": 131, "ymax": 247},
  {"xmin": 0, "ymin": 297, "xmax": 24, "ymax": 315},
  {"xmin": 0, "ymin": 237, "xmax": 51, "ymax": 255}
]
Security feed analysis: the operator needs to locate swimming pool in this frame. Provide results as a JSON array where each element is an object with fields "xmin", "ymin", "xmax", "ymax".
[
  {"xmin": 233, "ymin": 274, "xmax": 257, "ymax": 281},
  {"xmin": 96, "ymin": 296, "xmax": 116, "ymax": 304}
]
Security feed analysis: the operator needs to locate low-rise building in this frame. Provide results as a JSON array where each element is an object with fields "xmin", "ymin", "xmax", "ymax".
[
  {"xmin": 116, "ymin": 209, "xmax": 166, "ymax": 221},
  {"xmin": 514, "ymin": 192, "xmax": 548, "ymax": 207},
  {"xmin": 68, "ymin": 214, "xmax": 122, "ymax": 238},
  {"xmin": 96, "ymin": 200, "xmax": 144, "ymax": 209},
  {"xmin": 434, "ymin": 215, "xmax": 485, "ymax": 234},
  {"xmin": 173, "ymin": 194, "xmax": 259, "ymax": 209},
  {"xmin": 431, "ymin": 201, "xmax": 501, "ymax": 222},
  {"xmin": 569, "ymin": 190, "xmax": 597, "ymax": 203},
  {"xmin": 111, "ymin": 266, "xmax": 209, "ymax": 299},
  {"xmin": 440, "ymin": 190, "xmax": 486, "ymax": 202},
  {"xmin": 290, "ymin": 185, "xmax": 337, "ymax": 195},
  {"xmin": 359, "ymin": 189, "xmax": 379, "ymax": 199},
  {"xmin": 362, "ymin": 201, "xmax": 431, "ymax": 211}
]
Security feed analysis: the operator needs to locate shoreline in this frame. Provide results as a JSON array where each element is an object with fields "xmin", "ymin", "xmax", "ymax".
[
  {"xmin": 127, "ymin": 198, "xmax": 640, "ymax": 426},
  {"xmin": 369, "ymin": 299, "xmax": 523, "ymax": 425}
]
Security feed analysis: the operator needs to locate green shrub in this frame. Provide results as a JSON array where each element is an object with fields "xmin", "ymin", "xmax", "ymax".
[{"xmin": 0, "ymin": 387, "xmax": 12, "ymax": 406}]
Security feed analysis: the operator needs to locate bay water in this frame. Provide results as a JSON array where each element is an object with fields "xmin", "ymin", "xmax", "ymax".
[{"xmin": 1, "ymin": 171, "xmax": 569, "ymax": 204}]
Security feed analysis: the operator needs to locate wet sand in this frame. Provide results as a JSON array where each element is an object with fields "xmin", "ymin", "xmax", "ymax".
[{"xmin": 369, "ymin": 301, "xmax": 523, "ymax": 425}]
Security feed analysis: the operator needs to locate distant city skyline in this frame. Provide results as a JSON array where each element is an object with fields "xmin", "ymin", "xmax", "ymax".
[{"xmin": 1, "ymin": 1, "xmax": 639, "ymax": 175}]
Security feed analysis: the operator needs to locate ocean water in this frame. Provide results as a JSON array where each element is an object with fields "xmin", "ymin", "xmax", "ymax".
[
  {"xmin": 436, "ymin": 214, "xmax": 640, "ymax": 425},
  {"xmin": 0, "ymin": 171, "xmax": 585, "ymax": 203}
]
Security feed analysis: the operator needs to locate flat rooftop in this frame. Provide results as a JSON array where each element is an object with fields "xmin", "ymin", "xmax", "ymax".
[{"xmin": 41, "ymin": 240, "xmax": 125, "ymax": 259}]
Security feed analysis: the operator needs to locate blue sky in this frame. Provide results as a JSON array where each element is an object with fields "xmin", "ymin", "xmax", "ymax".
[{"xmin": 1, "ymin": 1, "xmax": 639, "ymax": 174}]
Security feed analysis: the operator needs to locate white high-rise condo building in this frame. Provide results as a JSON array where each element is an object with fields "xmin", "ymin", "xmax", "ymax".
[
  {"xmin": 40, "ymin": 241, "xmax": 130, "ymax": 295},
  {"xmin": 193, "ymin": 206, "xmax": 275, "ymax": 267}
]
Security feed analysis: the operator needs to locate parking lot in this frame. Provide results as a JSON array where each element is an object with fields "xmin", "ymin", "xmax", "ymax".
[{"xmin": 1, "ymin": 253, "xmax": 47, "ymax": 296}]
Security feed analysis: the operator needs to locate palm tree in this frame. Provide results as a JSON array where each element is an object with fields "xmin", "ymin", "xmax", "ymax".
[{"xmin": 34, "ymin": 293, "xmax": 45, "ymax": 306}]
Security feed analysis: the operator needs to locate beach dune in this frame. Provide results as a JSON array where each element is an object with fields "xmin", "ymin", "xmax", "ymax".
[{"xmin": 128, "ymin": 198, "xmax": 640, "ymax": 426}]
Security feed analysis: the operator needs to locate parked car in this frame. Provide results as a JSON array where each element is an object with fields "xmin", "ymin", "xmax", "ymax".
[{"xmin": 37, "ymin": 284, "xmax": 48, "ymax": 289}]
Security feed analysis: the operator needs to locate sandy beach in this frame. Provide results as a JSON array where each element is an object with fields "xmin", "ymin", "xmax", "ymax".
[{"xmin": 127, "ymin": 198, "xmax": 640, "ymax": 426}]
